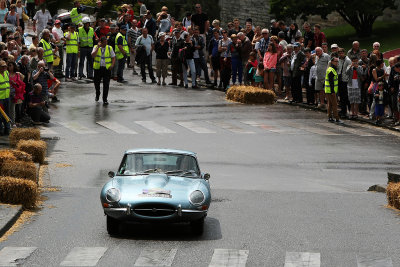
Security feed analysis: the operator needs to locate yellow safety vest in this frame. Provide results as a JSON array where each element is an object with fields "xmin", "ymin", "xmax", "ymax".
[
  {"xmin": 93, "ymin": 45, "xmax": 113, "ymax": 70},
  {"xmin": 70, "ymin": 8, "xmax": 82, "ymax": 25},
  {"xmin": 65, "ymin": 31, "xmax": 79, "ymax": 54},
  {"xmin": 115, "ymin": 33, "xmax": 130, "ymax": 60},
  {"xmin": 0, "ymin": 71, "xmax": 10, "ymax": 99},
  {"xmin": 40, "ymin": 39, "xmax": 54, "ymax": 63},
  {"xmin": 324, "ymin": 67, "xmax": 338, "ymax": 94},
  {"xmin": 78, "ymin": 27, "xmax": 94, "ymax": 47}
]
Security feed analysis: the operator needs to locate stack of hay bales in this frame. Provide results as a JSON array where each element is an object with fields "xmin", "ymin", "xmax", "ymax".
[
  {"xmin": 0, "ymin": 128, "xmax": 45, "ymax": 208},
  {"xmin": 226, "ymin": 85, "xmax": 276, "ymax": 104},
  {"xmin": 387, "ymin": 183, "xmax": 400, "ymax": 210}
]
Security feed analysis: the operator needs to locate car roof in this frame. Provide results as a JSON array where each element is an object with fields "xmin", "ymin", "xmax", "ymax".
[{"xmin": 125, "ymin": 148, "xmax": 197, "ymax": 157}]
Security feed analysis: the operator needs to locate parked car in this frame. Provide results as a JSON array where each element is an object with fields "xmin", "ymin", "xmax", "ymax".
[{"xmin": 100, "ymin": 149, "xmax": 211, "ymax": 236}]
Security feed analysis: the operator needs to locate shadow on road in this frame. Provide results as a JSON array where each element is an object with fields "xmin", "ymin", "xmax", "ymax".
[{"xmin": 112, "ymin": 217, "xmax": 222, "ymax": 241}]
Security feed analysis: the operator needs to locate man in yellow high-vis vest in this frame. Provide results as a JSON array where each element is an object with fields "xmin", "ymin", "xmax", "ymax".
[
  {"xmin": 115, "ymin": 25, "xmax": 130, "ymax": 83},
  {"xmin": 0, "ymin": 60, "xmax": 10, "ymax": 135},
  {"xmin": 38, "ymin": 29, "xmax": 58, "ymax": 71},
  {"xmin": 91, "ymin": 36, "xmax": 115, "ymax": 105},
  {"xmin": 64, "ymin": 24, "xmax": 79, "ymax": 81},
  {"xmin": 78, "ymin": 17, "xmax": 97, "ymax": 79},
  {"xmin": 70, "ymin": 1, "xmax": 83, "ymax": 26},
  {"xmin": 324, "ymin": 57, "xmax": 343, "ymax": 123}
]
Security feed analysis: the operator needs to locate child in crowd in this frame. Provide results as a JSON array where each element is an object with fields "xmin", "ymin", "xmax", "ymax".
[
  {"xmin": 375, "ymin": 82, "xmax": 385, "ymax": 124},
  {"xmin": 245, "ymin": 52, "xmax": 258, "ymax": 86},
  {"xmin": 253, "ymin": 62, "xmax": 264, "ymax": 88}
]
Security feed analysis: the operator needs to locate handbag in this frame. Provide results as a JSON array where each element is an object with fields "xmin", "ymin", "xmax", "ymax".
[{"xmin": 367, "ymin": 81, "xmax": 378, "ymax": 94}]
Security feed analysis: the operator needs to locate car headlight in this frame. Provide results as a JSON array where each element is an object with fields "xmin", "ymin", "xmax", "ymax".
[
  {"xmin": 106, "ymin": 188, "xmax": 121, "ymax": 202},
  {"xmin": 189, "ymin": 190, "xmax": 205, "ymax": 205}
]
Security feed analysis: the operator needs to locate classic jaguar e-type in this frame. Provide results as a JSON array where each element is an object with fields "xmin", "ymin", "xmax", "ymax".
[{"xmin": 100, "ymin": 149, "xmax": 211, "ymax": 235}]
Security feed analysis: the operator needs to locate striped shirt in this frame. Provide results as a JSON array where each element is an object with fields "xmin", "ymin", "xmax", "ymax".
[{"xmin": 127, "ymin": 27, "xmax": 141, "ymax": 47}]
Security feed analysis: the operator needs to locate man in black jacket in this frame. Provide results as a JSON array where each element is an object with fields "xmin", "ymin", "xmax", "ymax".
[
  {"xmin": 144, "ymin": 11, "xmax": 157, "ymax": 38},
  {"xmin": 389, "ymin": 62, "xmax": 400, "ymax": 125},
  {"xmin": 291, "ymin": 42, "xmax": 305, "ymax": 103},
  {"xmin": 169, "ymin": 30, "xmax": 184, "ymax": 86}
]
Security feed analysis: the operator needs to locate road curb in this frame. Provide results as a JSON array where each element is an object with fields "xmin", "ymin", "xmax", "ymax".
[
  {"xmin": 0, "ymin": 204, "xmax": 23, "ymax": 238},
  {"xmin": 277, "ymin": 99, "xmax": 400, "ymax": 133}
]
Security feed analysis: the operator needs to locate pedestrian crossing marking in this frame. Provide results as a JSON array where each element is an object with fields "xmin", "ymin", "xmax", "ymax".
[
  {"xmin": 284, "ymin": 252, "xmax": 320, "ymax": 267},
  {"xmin": 356, "ymin": 253, "xmax": 393, "ymax": 267},
  {"xmin": 209, "ymin": 249, "xmax": 249, "ymax": 267},
  {"xmin": 241, "ymin": 120, "xmax": 290, "ymax": 133},
  {"xmin": 96, "ymin": 121, "xmax": 138, "ymax": 134},
  {"xmin": 38, "ymin": 126, "xmax": 58, "ymax": 135},
  {"xmin": 207, "ymin": 121, "xmax": 255, "ymax": 134},
  {"xmin": 60, "ymin": 247, "xmax": 107, "ymax": 266},
  {"xmin": 283, "ymin": 121, "xmax": 341, "ymax": 135},
  {"xmin": 135, "ymin": 121, "xmax": 176, "ymax": 134},
  {"xmin": 59, "ymin": 121, "xmax": 98, "ymax": 134},
  {"xmin": 0, "ymin": 247, "xmax": 37, "ymax": 266},
  {"xmin": 134, "ymin": 248, "xmax": 177, "ymax": 266},
  {"xmin": 317, "ymin": 122, "xmax": 379, "ymax": 137},
  {"xmin": 176, "ymin": 121, "xmax": 216, "ymax": 133}
]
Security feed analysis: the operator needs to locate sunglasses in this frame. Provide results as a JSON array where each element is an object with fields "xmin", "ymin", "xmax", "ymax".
[
  {"xmin": 195, "ymin": 6, "xmax": 201, "ymax": 8},
  {"xmin": 222, "ymin": 32, "xmax": 227, "ymax": 34}
]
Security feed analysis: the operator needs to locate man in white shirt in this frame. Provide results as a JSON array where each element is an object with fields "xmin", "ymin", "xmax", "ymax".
[
  {"xmin": 33, "ymin": 6, "xmax": 52, "ymax": 36},
  {"xmin": 52, "ymin": 20, "xmax": 65, "ymax": 78},
  {"xmin": 135, "ymin": 27, "xmax": 155, "ymax": 83}
]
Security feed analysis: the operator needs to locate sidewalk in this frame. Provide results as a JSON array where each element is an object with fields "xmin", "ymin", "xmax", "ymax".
[
  {"xmin": 277, "ymin": 99, "xmax": 400, "ymax": 132},
  {"xmin": 0, "ymin": 204, "xmax": 23, "ymax": 238}
]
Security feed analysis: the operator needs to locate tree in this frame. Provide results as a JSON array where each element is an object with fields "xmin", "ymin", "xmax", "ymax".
[{"xmin": 270, "ymin": 0, "xmax": 397, "ymax": 37}]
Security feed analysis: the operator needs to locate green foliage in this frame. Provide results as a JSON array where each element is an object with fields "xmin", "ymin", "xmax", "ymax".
[{"xmin": 270, "ymin": 0, "xmax": 397, "ymax": 37}]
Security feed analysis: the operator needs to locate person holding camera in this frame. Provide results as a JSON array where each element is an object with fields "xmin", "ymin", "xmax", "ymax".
[
  {"xmin": 32, "ymin": 60, "xmax": 54, "ymax": 112},
  {"xmin": 27, "ymin": 83, "xmax": 50, "ymax": 125}
]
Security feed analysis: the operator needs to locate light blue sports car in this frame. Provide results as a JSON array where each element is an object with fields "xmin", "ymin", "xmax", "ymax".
[{"xmin": 100, "ymin": 149, "xmax": 211, "ymax": 235}]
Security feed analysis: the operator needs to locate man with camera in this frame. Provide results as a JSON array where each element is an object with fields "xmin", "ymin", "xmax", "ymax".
[
  {"xmin": 32, "ymin": 60, "xmax": 54, "ymax": 112},
  {"xmin": 28, "ymin": 83, "xmax": 51, "ymax": 125}
]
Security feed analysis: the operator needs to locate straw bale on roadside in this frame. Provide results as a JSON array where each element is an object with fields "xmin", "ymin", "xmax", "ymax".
[
  {"xmin": 0, "ymin": 176, "xmax": 38, "ymax": 207},
  {"xmin": 0, "ymin": 160, "xmax": 37, "ymax": 182},
  {"xmin": 9, "ymin": 128, "xmax": 41, "ymax": 147},
  {"xmin": 226, "ymin": 85, "xmax": 276, "ymax": 104},
  {"xmin": 9, "ymin": 149, "xmax": 33, "ymax": 162},
  {"xmin": 0, "ymin": 150, "xmax": 16, "ymax": 165},
  {"xmin": 16, "ymin": 140, "xmax": 47, "ymax": 164},
  {"xmin": 387, "ymin": 182, "xmax": 400, "ymax": 210}
]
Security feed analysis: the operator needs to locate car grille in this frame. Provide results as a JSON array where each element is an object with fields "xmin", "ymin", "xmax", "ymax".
[{"xmin": 134, "ymin": 204, "xmax": 176, "ymax": 217}]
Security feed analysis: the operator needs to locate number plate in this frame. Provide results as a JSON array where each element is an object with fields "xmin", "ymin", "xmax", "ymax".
[{"xmin": 137, "ymin": 193, "xmax": 172, "ymax": 198}]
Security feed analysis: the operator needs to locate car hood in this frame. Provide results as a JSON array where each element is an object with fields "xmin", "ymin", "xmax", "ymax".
[{"xmin": 112, "ymin": 174, "xmax": 202, "ymax": 201}]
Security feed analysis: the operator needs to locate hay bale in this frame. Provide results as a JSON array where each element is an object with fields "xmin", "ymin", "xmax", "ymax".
[
  {"xmin": 9, "ymin": 128, "xmax": 41, "ymax": 147},
  {"xmin": 387, "ymin": 182, "xmax": 400, "ymax": 210},
  {"xmin": 226, "ymin": 85, "xmax": 276, "ymax": 104},
  {"xmin": 0, "ymin": 176, "xmax": 38, "ymax": 207},
  {"xmin": 0, "ymin": 160, "xmax": 37, "ymax": 182},
  {"xmin": 10, "ymin": 149, "xmax": 33, "ymax": 162},
  {"xmin": 0, "ymin": 150, "xmax": 16, "ymax": 165},
  {"xmin": 16, "ymin": 140, "xmax": 47, "ymax": 164}
]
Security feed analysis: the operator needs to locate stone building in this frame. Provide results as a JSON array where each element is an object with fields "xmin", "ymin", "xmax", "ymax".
[{"xmin": 219, "ymin": 0, "xmax": 270, "ymax": 28}]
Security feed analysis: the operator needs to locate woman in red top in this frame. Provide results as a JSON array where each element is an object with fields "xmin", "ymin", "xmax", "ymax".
[
  {"xmin": 8, "ymin": 61, "xmax": 25, "ymax": 124},
  {"xmin": 263, "ymin": 42, "xmax": 278, "ymax": 90}
]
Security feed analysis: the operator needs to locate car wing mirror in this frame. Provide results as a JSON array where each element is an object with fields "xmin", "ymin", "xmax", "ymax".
[
  {"xmin": 108, "ymin": 171, "xmax": 115, "ymax": 178},
  {"xmin": 203, "ymin": 173, "xmax": 210, "ymax": 180}
]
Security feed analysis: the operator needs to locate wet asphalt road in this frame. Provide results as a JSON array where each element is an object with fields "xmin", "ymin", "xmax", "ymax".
[{"xmin": 1, "ymin": 70, "xmax": 400, "ymax": 267}]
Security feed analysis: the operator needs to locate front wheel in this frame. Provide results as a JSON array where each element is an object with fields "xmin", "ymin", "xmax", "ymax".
[
  {"xmin": 106, "ymin": 215, "xmax": 120, "ymax": 235},
  {"xmin": 190, "ymin": 217, "xmax": 204, "ymax": 235}
]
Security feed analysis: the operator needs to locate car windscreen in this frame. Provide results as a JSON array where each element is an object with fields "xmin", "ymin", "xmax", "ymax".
[{"xmin": 118, "ymin": 153, "xmax": 200, "ymax": 177}]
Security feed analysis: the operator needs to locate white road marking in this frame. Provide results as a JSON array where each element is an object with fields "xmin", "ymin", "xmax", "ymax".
[
  {"xmin": 284, "ymin": 252, "xmax": 320, "ymax": 267},
  {"xmin": 208, "ymin": 121, "xmax": 254, "ymax": 134},
  {"xmin": 96, "ymin": 121, "xmax": 138, "ymax": 134},
  {"xmin": 209, "ymin": 249, "xmax": 249, "ymax": 267},
  {"xmin": 134, "ymin": 248, "xmax": 177, "ymax": 266},
  {"xmin": 241, "ymin": 120, "xmax": 289, "ymax": 133},
  {"xmin": 0, "ymin": 247, "xmax": 37, "ymax": 266},
  {"xmin": 283, "ymin": 121, "xmax": 341, "ymax": 135},
  {"xmin": 357, "ymin": 253, "xmax": 393, "ymax": 267},
  {"xmin": 60, "ymin": 247, "xmax": 107, "ymax": 266},
  {"xmin": 317, "ymin": 122, "xmax": 379, "ymax": 136},
  {"xmin": 176, "ymin": 121, "xmax": 216, "ymax": 133},
  {"xmin": 38, "ymin": 126, "xmax": 58, "ymax": 135},
  {"xmin": 135, "ymin": 121, "xmax": 175, "ymax": 134},
  {"xmin": 59, "ymin": 122, "xmax": 98, "ymax": 134}
]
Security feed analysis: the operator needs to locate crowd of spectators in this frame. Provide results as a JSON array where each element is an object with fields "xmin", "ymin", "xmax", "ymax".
[{"xmin": 0, "ymin": 0, "xmax": 398, "ymax": 136}]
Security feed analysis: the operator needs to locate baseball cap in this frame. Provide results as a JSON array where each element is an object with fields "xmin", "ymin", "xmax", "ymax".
[
  {"xmin": 331, "ymin": 43, "xmax": 338, "ymax": 48},
  {"xmin": 158, "ymin": 32, "xmax": 166, "ymax": 38}
]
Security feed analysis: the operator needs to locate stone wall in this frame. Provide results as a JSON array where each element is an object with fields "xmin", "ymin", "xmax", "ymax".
[{"xmin": 219, "ymin": 0, "xmax": 270, "ymax": 28}]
